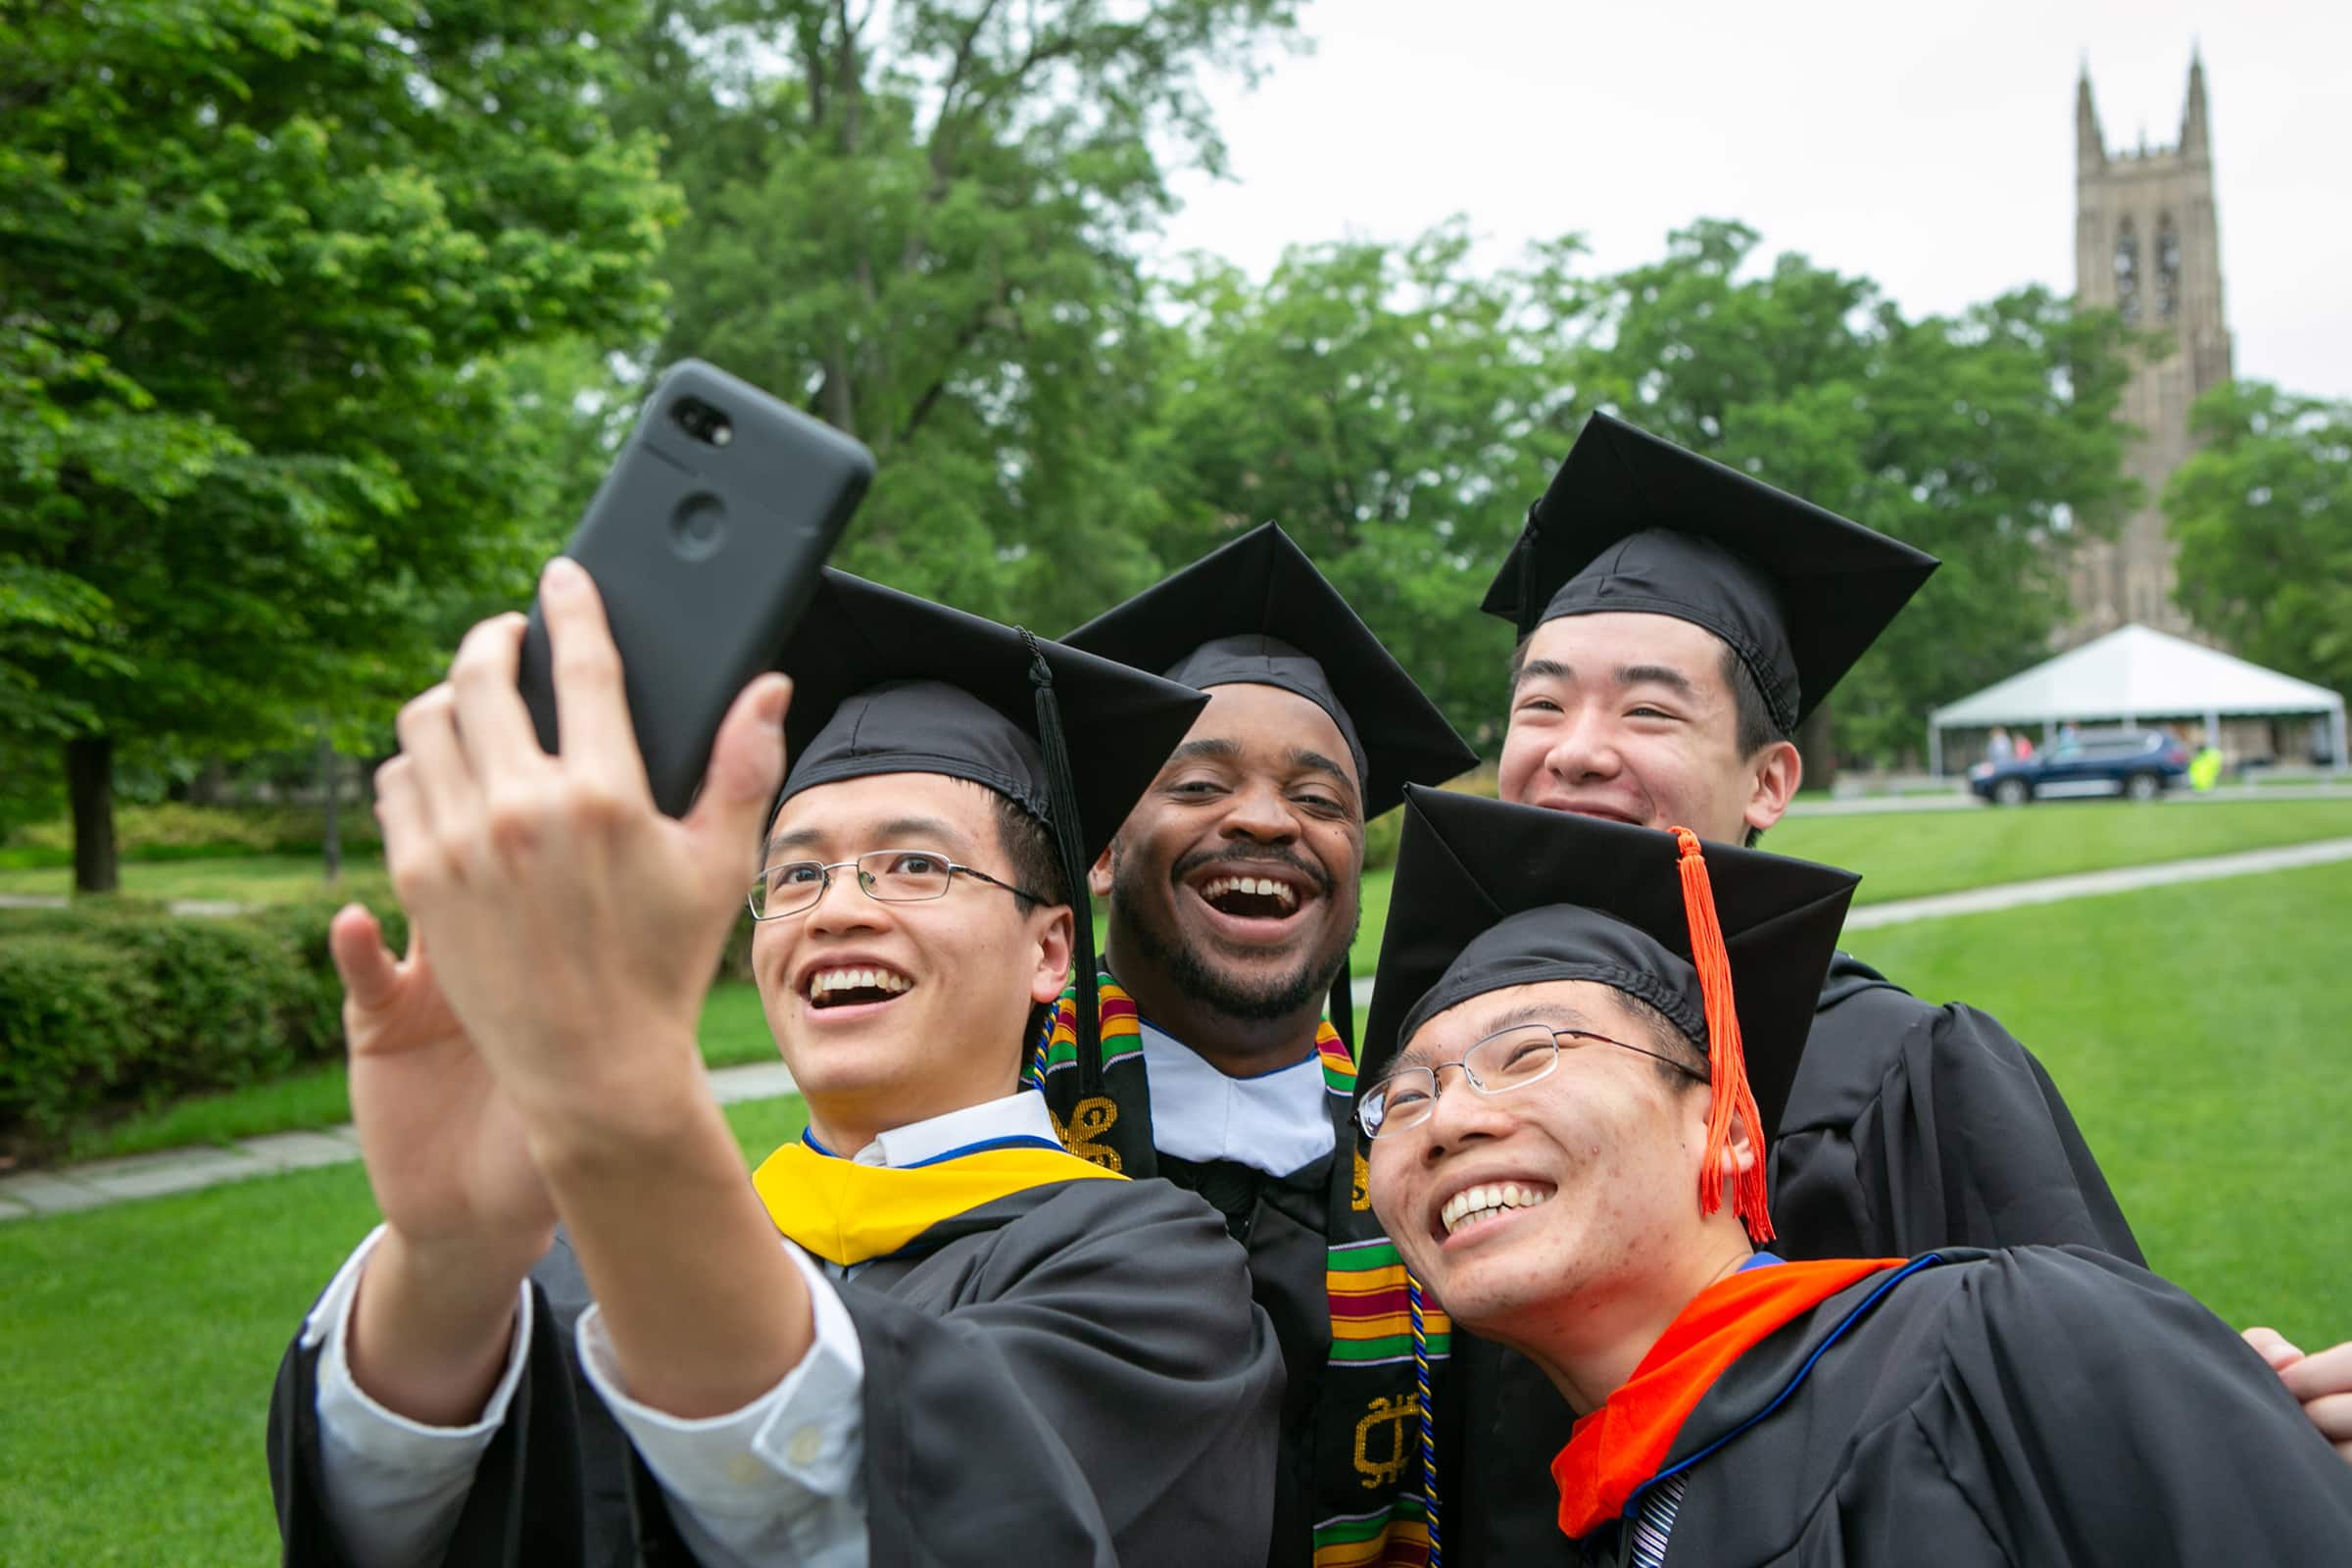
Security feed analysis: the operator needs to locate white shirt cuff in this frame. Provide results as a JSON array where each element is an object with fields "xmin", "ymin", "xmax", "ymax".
[
  {"xmin": 307, "ymin": 1225, "xmax": 532, "ymax": 1567},
  {"xmin": 575, "ymin": 1238, "xmax": 867, "ymax": 1560}
]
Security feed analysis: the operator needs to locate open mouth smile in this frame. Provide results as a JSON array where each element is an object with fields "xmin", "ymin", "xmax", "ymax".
[
  {"xmin": 1436, "ymin": 1180, "xmax": 1556, "ymax": 1243},
  {"xmin": 802, "ymin": 961, "xmax": 915, "ymax": 1010},
  {"xmin": 1181, "ymin": 862, "xmax": 1321, "ymax": 937}
]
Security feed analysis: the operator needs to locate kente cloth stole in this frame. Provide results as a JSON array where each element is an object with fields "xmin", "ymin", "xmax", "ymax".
[
  {"xmin": 1030, "ymin": 975, "xmax": 1449, "ymax": 1568},
  {"xmin": 752, "ymin": 1140, "xmax": 1125, "ymax": 1267}
]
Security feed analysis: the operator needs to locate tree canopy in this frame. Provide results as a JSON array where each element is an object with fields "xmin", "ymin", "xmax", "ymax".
[
  {"xmin": 1, "ymin": 0, "xmax": 678, "ymax": 885},
  {"xmin": 2167, "ymin": 381, "xmax": 2352, "ymax": 701}
]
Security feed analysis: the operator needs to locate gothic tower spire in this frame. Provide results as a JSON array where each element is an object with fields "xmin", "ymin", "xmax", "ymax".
[
  {"xmin": 2180, "ymin": 46, "xmax": 2211, "ymax": 160},
  {"xmin": 2077, "ymin": 59, "xmax": 2106, "ymax": 172}
]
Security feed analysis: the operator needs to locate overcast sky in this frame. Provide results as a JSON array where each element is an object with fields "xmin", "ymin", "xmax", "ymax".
[{"xmin": 1151, "ymin": 0, "xmax": 2352, "ymax": 401}]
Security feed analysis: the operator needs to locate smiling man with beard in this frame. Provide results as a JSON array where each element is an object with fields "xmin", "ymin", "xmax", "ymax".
[
  {"xmin": 1041, "ymin": 523, "xmax": 1479, "ymax": 1568},
  {"xmin": 266, "ymin": 567, "xmax": 1282, "ymax": 1568},
  {"xmin": 1356, "ymin": 785, "xmax": 2352, "ymax": 1565}
]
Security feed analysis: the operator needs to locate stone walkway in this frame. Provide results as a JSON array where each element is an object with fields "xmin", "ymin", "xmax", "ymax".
[{"xmin": 10, "ymin": 837, "xmax": 2350, "ymax": 1224}]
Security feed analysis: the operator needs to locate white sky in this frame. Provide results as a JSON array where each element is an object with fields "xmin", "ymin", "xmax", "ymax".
[{"xmin": 1152, "ymin": 0, "xmax": 2352, "ymax": 401}]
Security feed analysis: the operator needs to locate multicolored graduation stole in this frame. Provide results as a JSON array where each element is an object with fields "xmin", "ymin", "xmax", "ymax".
[{"xmin": 1030, "ymin": 974, "xmax": 1450, "ymax": 1568}]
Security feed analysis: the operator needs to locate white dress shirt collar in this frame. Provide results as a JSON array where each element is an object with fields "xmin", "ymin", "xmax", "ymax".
[{"xmin": 1138, "ymin": 1018, "xmax": 1336, "ymax": 1179}]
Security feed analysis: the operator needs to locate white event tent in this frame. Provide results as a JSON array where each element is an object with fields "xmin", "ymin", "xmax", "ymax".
[{"xmin": 1927, "ymin": 624, "xmax": 2348, "ymax": 777}]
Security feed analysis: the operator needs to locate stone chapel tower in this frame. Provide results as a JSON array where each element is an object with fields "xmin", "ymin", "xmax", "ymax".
[{"xmin": 2068, "ymin": 52, "xmax": 2234, "ymax": 638}]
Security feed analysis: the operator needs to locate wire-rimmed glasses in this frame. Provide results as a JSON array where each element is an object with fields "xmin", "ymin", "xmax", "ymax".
[
  {"xmin": 1357, "ymin": 1021, "xmax": 1707, "ymax": 1139},
  {"xmin": 748, "ymin": 849, "xmax": 1045, "ymax": 921}
]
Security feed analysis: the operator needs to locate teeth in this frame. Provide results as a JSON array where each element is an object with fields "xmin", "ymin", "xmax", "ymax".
[
  {"xmin": 807, "ymin": 966, "xmax": 913, "ymax": 1000},
  {"xmin": 1202, "ymin": 875, "xmax": 1298, "ymax": 908},
  {"xmin": 1440, "ymin": 1181, "xmax": 1554, "ymax": 1238}
]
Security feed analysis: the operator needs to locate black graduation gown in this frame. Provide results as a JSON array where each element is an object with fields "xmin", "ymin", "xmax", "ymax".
[
  {"xmin": 270, "ymin": 1177, "xmax": 1283, "ymax": 1567},
  {"xmin": 1446, "ymin": 954, "xmax": 2149, "ymax": 1566},
  {"xmin": 1567, "ymin": 1247, "xmax": 2352, "ymax": 1566}
]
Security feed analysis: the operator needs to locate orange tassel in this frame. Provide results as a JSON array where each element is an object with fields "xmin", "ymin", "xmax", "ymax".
[{"xmin": 1670, "ymin": 828, "xmax": 1774, "ymax": 1245}]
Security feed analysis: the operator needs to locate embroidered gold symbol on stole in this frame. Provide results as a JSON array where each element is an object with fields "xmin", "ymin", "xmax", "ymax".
[
  {"xmin": 1049, "ymin": 1097, "xmax": 1123, "ymax": 1172},
  {"xmin": 1351, "ymin": 1148, "xmax": 1371, "ymax": 1211},
  {"xmin": 1353, "ymin": 1395, "xmax": 1419, "ymax": 1491}
]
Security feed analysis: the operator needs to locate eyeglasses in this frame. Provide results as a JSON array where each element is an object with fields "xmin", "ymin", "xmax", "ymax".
[
  {"xmin": 1356, "ymin": 1021, "xmax": 1707, "ymax": 1139},
  {"xmin": 748, "ymin": 849, "xmax": 1047, "ymax": 921}
]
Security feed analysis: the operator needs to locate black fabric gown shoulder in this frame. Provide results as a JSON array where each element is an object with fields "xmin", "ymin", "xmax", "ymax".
[
  {"xmin": 270, "ymin": 1177, "xmax": 1282, "ymax": 1568},
  {"xmin": 1769, "ymin": 953, "xmax": 2143, "ymax": 1265},
  {"xmin": 1445, "ymin": 955, "xmax": 2148, "ymax": 1567},
  {"xmin": 1570, "ymin": 1247, "xmax": 2352, "ymax": 1566}
]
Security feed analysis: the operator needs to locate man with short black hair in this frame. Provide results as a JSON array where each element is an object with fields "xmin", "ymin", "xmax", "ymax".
[
  {"xmin": 267, "ymin": 565, "xmax": 1282, "ymax": 1567},
  {"xmin": 1358, "ymin": 785, "xmax": 2352, "ymax": 1565}
]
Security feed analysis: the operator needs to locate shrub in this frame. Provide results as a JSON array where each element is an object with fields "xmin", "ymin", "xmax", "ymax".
[
  {"xmin": 0, "ymin": 803, "xmax": 382, "ymax": 868},
  {"xmin": 0, "ymin": 898, "xmax": 379, "ymax": 1158}
]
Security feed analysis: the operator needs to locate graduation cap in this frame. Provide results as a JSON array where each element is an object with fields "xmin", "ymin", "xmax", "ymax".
[
  {"xmin": 775, "ymin": 569, "xmax": 1210, "ymax": 1096},
  {"xmin": 1360, "ymin": 784, "xmax": 1859, "ymax": 1242},
  {"xmin": 1482, "ymin": 413, "xmax": 1939, "ymax": 734},
  {"xmin": 1063, "ymin": 523, "xmax": 1476, "ymax": 820},
  {"xmin": 1063, "ymin": 522, "xmax": 1478, "ymax": 1042}
]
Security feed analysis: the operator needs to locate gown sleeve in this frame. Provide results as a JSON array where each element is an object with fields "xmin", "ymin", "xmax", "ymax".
[
  {"xmin": 1772, "ymin": 982, "xmax": 2143, "ymax": 1264},
  {"xmin": 268, "ymin": 1233, "xmax": 675, "ymax": 1568},
  {"xmin": 1932, "ymin": 1246, "xmax": 2352, "ymax": 1565},
  {"xmin": 843, "ymin": 1179, "xmax": 1284, "ymax": 1568}
]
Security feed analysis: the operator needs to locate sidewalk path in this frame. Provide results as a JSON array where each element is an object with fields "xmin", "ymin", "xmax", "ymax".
[
  {"xmin": 0, "ymin": 1060, "xmax": 800, "ymax": 1224},
  {"xmin": 14, "ymin": 837, "xmax": 2351, "ymax": 1222}
]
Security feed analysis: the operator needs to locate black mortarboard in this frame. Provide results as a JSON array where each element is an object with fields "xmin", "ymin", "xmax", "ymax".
[
  {"xmin": 775, "ymin": 569, "xmax": 1209, "ymax": 1093},
  {"xmin": 1360, "ymin": 785, "xmax": 1859, "ymax": 1240},
  {"xmin": 1482, "ymin": 413, "xmax": 1939, "ymax": 733},
  {"xmin": 1063, "ymin": 523, "xmax": 1477, "ymax": 821}
]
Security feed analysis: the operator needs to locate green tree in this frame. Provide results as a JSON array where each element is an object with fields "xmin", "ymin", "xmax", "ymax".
[
  {"xmin": 1557, "ymin": 220, "xmax": 2140, "ymax": 767},
  {"xmin": 1143, "ymin": 224, "xmax": 1575, "ymax": 744},
  {"xmin": 1, "ymin": 0, "xmax": 676, "ymax": 890},
  {"xmin": 2167, "ymin": 381, "xmax": 2352, "ymax": 700},
  {"xmin": 623, "ymin": 0, "xmax": 1302, "ymax": 630}
]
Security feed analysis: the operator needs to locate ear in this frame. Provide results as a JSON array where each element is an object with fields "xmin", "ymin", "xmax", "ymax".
[
  {"xmin": 1742, "ymin": 739, "xmax": 1802, "ymax": 836},
  {"xmin": 1714, "ymin": 1102, "xmax": 1761, "ymax": 1182},
  {"xmin": 1029, "ymin": 904, "xmax": 1076, "ymax": 1006},
  {"xmin": 1086, "ymin": 842, "xmax": 1115, "ymax": 901}
]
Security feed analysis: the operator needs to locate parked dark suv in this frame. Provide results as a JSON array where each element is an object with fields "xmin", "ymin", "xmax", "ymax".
[{"xmin": 1969, "ymin": 728, "xmax": 2190, "ymax": 805}]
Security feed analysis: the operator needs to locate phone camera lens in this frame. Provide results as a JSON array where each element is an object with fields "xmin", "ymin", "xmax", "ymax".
[{"xmin": 670, "ymin": 396, "xmax": 734, "ymax": 449}]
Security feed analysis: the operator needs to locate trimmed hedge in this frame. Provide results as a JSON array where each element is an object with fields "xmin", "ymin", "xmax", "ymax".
[
  {"xmin": 0, "ymin": 898, "xmax": 404, "ymax": 1159},
  {"xmin": 0, "ymin": 803, "xmax": 383, "ymax": 869}
]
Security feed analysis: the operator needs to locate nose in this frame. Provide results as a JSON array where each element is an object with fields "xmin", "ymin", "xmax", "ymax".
[
  {"xmin": 1419, "ymin": 1062, "xmax": 1515, "ymax": 1158},
  {"xmin": 1219, "ymin": 775, "xmax": 1303, "ymax": 843},
  {"xmin": 1543, "ymin": 705, "xmax": 1622, "ymax": 787},
  {"xmin": 804, "ymin": 865, "xmax": 889, "ymax": 936}
]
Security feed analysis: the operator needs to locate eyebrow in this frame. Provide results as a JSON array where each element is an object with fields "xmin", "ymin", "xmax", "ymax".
[
  {"xmin": 1289, "ymin": 747, "xmax": 1358, "ymax": 799},
  {"xmin": 765, "ymin": 813, "xmax": 967, "ymax": 862},
  {"xmin": 1514, "ymin": 658, "xmax": 1698, "ymax": 698}
]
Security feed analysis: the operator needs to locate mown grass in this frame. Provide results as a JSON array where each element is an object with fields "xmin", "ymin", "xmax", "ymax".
[
  {"xmin": 0, "ymin": 1095, "xmax": 809, "ymax": 1567},
  {"xmin": 1766, "ymin": 794, "xmax": 2352, "ymax": 906},
  {"xmin": 1844, "ymin": 861, "xmax": 2352, "ymax": 1348}
]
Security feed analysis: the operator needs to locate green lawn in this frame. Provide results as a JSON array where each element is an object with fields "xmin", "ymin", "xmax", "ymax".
[
  {"xmin": 1767, "ymin": 795, "xmax": 2352, "ymax": 906},
  {"xmin": 0, "ymin": 854, "xmax": 392, "ymax": 906},
  {"xmin": 0, "ymin": 1094, "xmax": 809, "ymax": 1567},
  {"xmin": 1844, "ymin": 862, "xmax": 2351, "ymax": 1348}
]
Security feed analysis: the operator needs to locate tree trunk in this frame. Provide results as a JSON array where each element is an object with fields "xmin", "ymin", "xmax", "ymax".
[
  {"xmin": 318, "ymin": 731, "xmax": 342, "ymax": 882},
  {"xmin": 1795, "ymin": 704, "xmax": 1838, "ymax": 795},
  {"xmin": 66, "ymin": 735, "xmax": 119, "ymax": 894}
]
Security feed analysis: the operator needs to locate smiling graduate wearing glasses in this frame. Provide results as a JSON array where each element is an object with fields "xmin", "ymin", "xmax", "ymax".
[{"xmin": 267, "ymin": 566, "xmax": 1281, "ymax": 1568}]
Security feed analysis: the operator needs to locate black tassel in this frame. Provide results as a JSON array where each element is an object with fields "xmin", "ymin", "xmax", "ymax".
[
  {"xmin": 1329, "ymin": 955, "xmax": 1354, "ymax": 1054},
  {"xmin": 1020, "ymin": 630, "xmax": 1104, "ymax": 1102}
]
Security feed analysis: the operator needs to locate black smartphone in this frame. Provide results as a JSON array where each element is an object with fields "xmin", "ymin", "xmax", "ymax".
[{"xmin": 516, "ymin": 360, "xmax": 873, "ymax": 814}]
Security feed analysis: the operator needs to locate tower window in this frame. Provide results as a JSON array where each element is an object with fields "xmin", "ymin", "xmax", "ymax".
[
  {"xmin": 2115, "ymin": 220, "xmax": 2140, "ymax": 324},
  {"xmin": 2157, "ymin": 215, "xmax": 2181, "ymax": 320}
]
